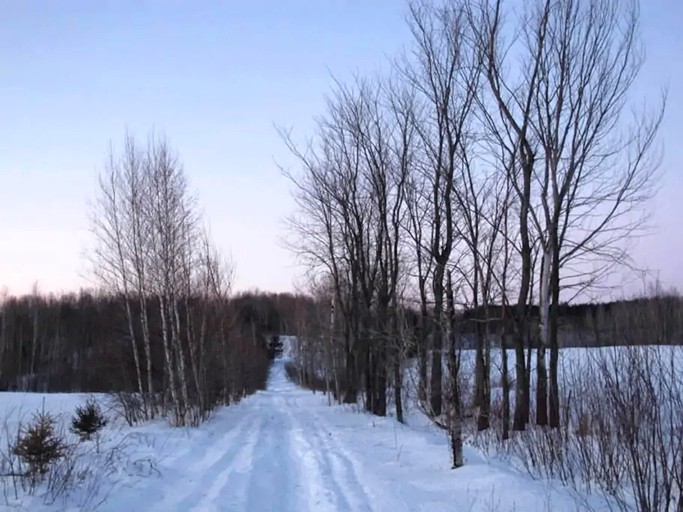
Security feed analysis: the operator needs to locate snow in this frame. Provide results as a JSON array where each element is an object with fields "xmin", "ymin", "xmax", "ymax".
[{"xmin": 0, "ymin": 357, "xmax": 610, "ymax": 512}]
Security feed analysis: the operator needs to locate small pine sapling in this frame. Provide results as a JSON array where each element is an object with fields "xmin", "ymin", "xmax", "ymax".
[
  {"xmin": 13, "ymin": 410, "xmax": 67, "ymax": 478},
  {"xmin": 71, "ymin": 398, "xmax": 108, "ymax": 442}
]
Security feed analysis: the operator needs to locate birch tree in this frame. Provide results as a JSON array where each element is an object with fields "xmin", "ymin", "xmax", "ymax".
[{"xmin": 90, "ymin": 142, "xmax": 147, "ymax": 415}]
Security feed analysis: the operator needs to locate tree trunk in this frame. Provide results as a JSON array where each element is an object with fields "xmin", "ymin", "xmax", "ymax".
[
  {"xmin": 172, "ymin": 298, "xmax": 191, "ymax": 423},
  {"xmin": 430, "ymin": 305, "xmax": 443, "ymax": 416},
  {"xmin": 548, "ymin": 241, "xmax": 561, "ymax": 428},
  {"xmin": 343, "ymin": 335, "xmax": 357, "ymax": 404},
  {"xmin": 418, "ymin": 298, "xmax": 429, "ymax": 403},
  {"xmin": 365, "ymin": 342, "xmax": 374, "ymax": 413},
  {"xmin": 138, "ymin": 295, "xmax": 155, "ymax": 417},
  {"xmin": 475, "ymin": 316, "xmax": 490, "ymax": 431},
  {"xmin": 123, "ymin": 296, "xmax": 145, "ymax": 405},
  {"xmin": 159, "ymin": 294, "xmax": 180, "ymax": 423},
  {"xmin": 446, "ymin": 273, "xmax": 463, "ymax": 468},
  {"xmin": 513, "ymin": 335, "xmax": 528, "ymax": 430},
  {"xmin": 375, "ymin": 345, "xmax": 387, "ymax": 417},
  {"xmin": 186, "ymin": 297, "xmax": 205, "ymax": 416},
  {"xmin": 513, "ymin": 162, "xmax": 533, "ymax": 431},
  {"xmin": 394, "ymin": 354, "xmax": 403, "ymax": 423},
  {"xmin": 536, "ymin": 344, "xmax": 548, "ymax": 426},
  {"xmin": 220, "ymin": 315, "xmax": 231, "ymax": 404},
  {"xmin": 430, "ymin": 261, "xmax": 446, "ymax": 417},
  {"xmin": 537, "ymin": 245, "xmax": 552, "ymax": 426},
  {"xmin": 501, "ymin": 320, "xmax": 510, "ymax": 441}
]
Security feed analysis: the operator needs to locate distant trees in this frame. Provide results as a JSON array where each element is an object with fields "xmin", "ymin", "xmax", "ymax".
[
  {"xmin": 283, "ymin": 0, "xmax": 663, "ymax": 467},
  {"xmin": 0, "ymin": 290, "xmax": 308, "ymax": 401}
]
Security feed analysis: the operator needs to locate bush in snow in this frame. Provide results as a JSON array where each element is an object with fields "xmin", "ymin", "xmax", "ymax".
[
  {"xmin": 12, "ymin": 410, "xmax": 67, "ymax": 478},
  {"xmin": 111, "ymin": 392, "xmax": 146, "ymax": 427},
  {"xmin": 71, "ymin": 398, "xmax": 108, "ymax": 442},
  {"xmin": 473, "ymin": 346, "xmax": 683, "ymax": 512}
]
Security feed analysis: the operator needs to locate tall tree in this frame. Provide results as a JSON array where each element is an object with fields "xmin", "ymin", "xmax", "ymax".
[
  {"xmin": 470, "ymin": 0, "xmax": 663, "ymax": 427},
  {"xmin": 402, "ymin": 0, "xmax": 481, "ymax": 417}
]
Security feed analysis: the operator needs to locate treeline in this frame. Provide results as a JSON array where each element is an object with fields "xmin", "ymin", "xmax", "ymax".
[
  {"xmin": 0, "ymin": 290, "xmax": 309, "ymax": 397},
  {"xmin": 283, "ymin": 0, "xmax": 664, "ymax": 467},
  {"xmin": 551, "ymin": 294, "xmax": 683, "ymax": 347},
  {"xmin": 462, "ymin": 293, "xmax": 683, "ymax": 347},
  {"xmin": 290, "ymin": 288, "xmax": 683, "ymax": 403}
]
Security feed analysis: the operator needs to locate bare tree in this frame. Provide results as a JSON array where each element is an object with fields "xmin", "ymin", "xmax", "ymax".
[
  {"xmin": 89, "ymin": 131, "xmax": 238, "ymax": 426},
  {"xmin": 281, "ymin": 124, "xmax": 362, "ymax": 405},
  {"xmin": 89, "ymin": 144, "xmax": 146, "ymax": 414},
  {"xmin": 119, "ymin": 134, "xmax": 156, "ymax": 416},
  {"xmin": 282, "ymin": 72, "xmax": 415, "ymax": 418},
  {"xmin": 145, "ymin": 134, "xmax": 200, "ymax": 425},
  {"xmin": 467, "ymin": 0, "xmax": 663, "ymax": 428},
  {"xmin": 466, "ymin": 0, "xmax": 546, "ymax": 430},
  {"xmin": 402, "ymin": 0, "xmax": 481, "ymax": 418},
  {"xmin": 385, "ymin": 79, "xmax": 418, "ymax": 423},
  {"xmin": 529, "ymin": 0, "xmax": 663, "ymax": 427},
  {"xmin": 403, "ymin": 135, "xmax": 433, "ymax": 404}
]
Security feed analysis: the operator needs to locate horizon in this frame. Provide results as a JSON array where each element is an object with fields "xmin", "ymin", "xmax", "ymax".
[{"xmin": 1, "ymin": 0, "xmax": 682, "ymax": 300}]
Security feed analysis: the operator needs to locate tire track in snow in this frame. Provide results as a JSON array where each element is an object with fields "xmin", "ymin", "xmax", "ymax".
[
  {"xmin": 149, "ymin": 410, "xmax": 260, "ymax": 512},
  {"xmin": 109, "ymin": 361, "xmax": 409, "ymax": 512},
  {"xmin": 186, "ymin": 410, "xmax": 258, "ymax": 474},
  {"xmin": 241, "ymin": 397, "xmax": 303, "ymax": 511},
  {"xmin": 308, "ymin": 409, "xmax": 378, "ymax": 512},
  {"xmin": 310, "ymin": 409, "xmax": 411, "ymax": 512},
  {"xmin": 301, "ymin": 408, "xmax": 370, "ymax": 511},
  {"xmin": 155, "ymin": 407, "xmax": 253, "ymax": 471},
  {"xmin": 281, "ymin": 396, "xmax": 340, "ymax": 511},
  {"xmin": 183, "ymin": 412, "xmax": 263, "ymax": 512}
]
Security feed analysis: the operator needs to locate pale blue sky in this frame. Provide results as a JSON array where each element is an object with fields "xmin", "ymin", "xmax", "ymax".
[{"xmin": 0, "ymin": 1, "xmax": 681, "ymax": 297}]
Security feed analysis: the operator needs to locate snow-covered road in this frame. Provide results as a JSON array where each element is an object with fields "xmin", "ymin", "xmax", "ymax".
[
  {"xmin": 129, "ymin": 360, "xmax": 408, "ymax": 512},
  {"xmin": 90, "ymin": 359, "xmax": 596, "ymax": 512}
]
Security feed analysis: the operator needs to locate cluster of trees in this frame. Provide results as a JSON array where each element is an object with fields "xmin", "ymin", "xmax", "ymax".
[
  {"xmin": 88, "ymin": 132, "xmax": 246, "ymax": 425},
  {"xmin": 0, "ymin": 132, "xmax": 313, "ymax": 429},
  {"xmin": 284, "ymin": 0, "xmax": 663, "ymax": 467},
  {"xmin": 576, "ymin": 292, "xmax": 683, "ymax": 346}
]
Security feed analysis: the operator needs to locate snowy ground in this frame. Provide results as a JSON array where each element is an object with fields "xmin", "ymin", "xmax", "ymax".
[{"xmin": 0, "ymin": 358, "xmax": 609, "ymax": 512}]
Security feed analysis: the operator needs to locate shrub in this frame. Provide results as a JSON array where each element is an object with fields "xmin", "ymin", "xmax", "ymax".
[
  {"xmin": 111, "ymin": 392, "xmax": 145, "ymax": 426},
  {"xmin": 70, "ymin": 398, "xmax": 108, "ymax": 441},
  {"xmin": 12, "ymin": 411, "xmax": 67, "ymax": 477}
]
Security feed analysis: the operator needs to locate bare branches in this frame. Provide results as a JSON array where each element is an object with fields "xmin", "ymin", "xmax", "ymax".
[
  {"xmin": 88, "ymin": 131, "xmax": 238, "ymax": 427},
  {"xmin": 282, "ymin": 0, "xmax": 665, "ymax": 472}
]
